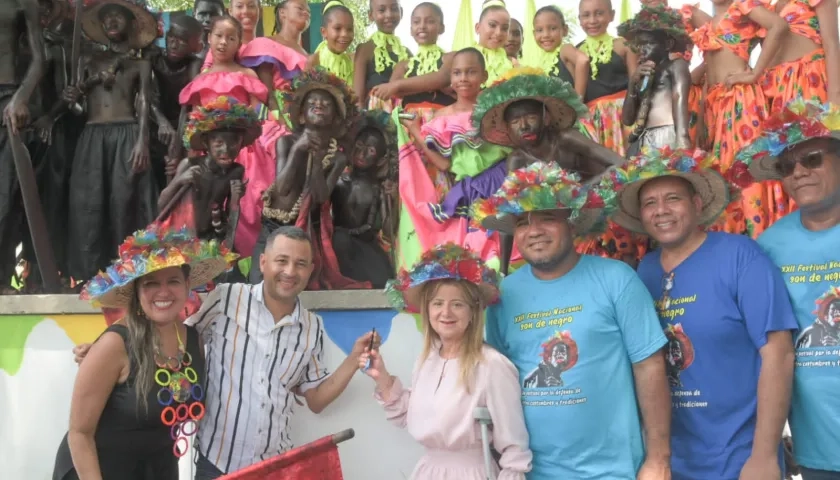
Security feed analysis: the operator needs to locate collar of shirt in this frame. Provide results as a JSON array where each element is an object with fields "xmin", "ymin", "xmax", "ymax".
[{"xmin": 251, "ymin": 281, "xmax": 302, "ymax": 331}]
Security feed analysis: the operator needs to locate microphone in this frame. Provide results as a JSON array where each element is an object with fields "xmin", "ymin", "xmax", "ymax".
[{"xmin": 639, "ymin": 74, "xmax": 651, "ymax": 93}]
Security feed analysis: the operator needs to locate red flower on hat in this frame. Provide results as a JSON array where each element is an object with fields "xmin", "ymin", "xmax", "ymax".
[{"xmin": 725, "ymin": 160, "xmax": 753, "ymax": 188}]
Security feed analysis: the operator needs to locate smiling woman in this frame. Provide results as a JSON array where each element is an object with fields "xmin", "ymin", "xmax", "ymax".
[{"xmin": 51, "ymin": 224, "xmax": 236, "ymax": 480}]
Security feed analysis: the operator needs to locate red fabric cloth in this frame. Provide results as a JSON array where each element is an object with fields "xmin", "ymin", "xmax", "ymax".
[
  {"xmin": 295, "ymin": 194, "xmax": 371, "ymax": 290},
  {"xmin": 220, "ymin": 435, "xmax": 344, "ymax": 480}
]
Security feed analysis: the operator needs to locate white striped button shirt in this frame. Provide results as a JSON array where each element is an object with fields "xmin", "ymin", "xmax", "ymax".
[{"xmin": 185, "ymin": 282, "xmax": 329, "ymax": 474}]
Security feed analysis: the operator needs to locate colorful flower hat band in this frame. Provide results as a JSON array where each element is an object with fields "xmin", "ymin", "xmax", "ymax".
[
  {"xmin": 617, "ymin": 4, "xmax": 692, "ymax": 49},
  {"xmin": 385, "ymin": 243, "xmax": 500, "ymax": 313},
  {"xmin": 184, "ymin": 96, "xmax": 262, "ymax": 151},
  {"xmin": 472, "ymin": 68, "xmax": 589, "ymax": 147},
  {"xmin": 606, "ymin": 146, "xmax": 735, "ymax": 233},
  {"xmin": 736, "ymin": 99, "xmax": 840, "ymax": 181},
  {"xmin": 80, "ymin": 224, "xmax": 239, "ymax": 308},
  {"xmin": 282, "ymin": 66, "xmax": 359, "ymax": 132},
  {"xmin": 470, "ymin": 161, "xmax": 610, "ymax": 235}
]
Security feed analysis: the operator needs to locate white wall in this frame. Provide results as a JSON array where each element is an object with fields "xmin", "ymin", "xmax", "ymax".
[{"xmin": 0, "ymin": 313, "xmax": 425, "ymax": 480}]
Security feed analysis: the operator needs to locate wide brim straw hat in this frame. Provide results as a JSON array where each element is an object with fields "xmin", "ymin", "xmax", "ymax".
[
  {"xmin": 184, "ymin": 96, "xmax": 262, "ymax": 151},
  {"xmin": 80, "ymin": 225, "xmax": 238, "ymax": 308},
  {"xmin": 385, "ymin": 243, "xmax": 500, "ymax": 314},
  {"xmin": 608, "ymin": 147, "xmax": 732, "ymax": 233},
  {"xmin": 470, "ymin": 161, "xmax": 610, "ymax": 236},
  {"xmin": 472, "ymin": 67, "xmax": 589, "ymax": 148},
  {"xmin": 736, "ymin": 99, "xmax": 840, "ymax": 181},
  {"xmin": 282, "ymin": 66, "xmax": 359, "ymax": 134},
  {"xmin": 82, "ymin": 0, "xmax": 159, "ymax": 50}
]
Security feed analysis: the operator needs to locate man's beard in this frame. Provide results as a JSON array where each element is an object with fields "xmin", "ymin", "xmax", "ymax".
[{"xmin": 527, "ymin": 250, "xmax": 567, "ymax": 272}]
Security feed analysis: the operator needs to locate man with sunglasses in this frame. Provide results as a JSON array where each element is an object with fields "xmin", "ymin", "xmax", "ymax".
[
  {"xmin": 739, "ymin": 100, "xmax": 840, "ymax": 480},
  {"xmin": 607, "ymin": 147, "xmax": 798, "ymax": 480}
]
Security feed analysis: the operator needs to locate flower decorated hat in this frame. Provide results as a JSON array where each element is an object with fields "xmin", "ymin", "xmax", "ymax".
[
  {"xmin": 470, "ymin": 161, "xmax": 609, "ymax": 235},
  {"xmin": 472, "ymin": 67, "xmax": 589, "ymax": 147},
  {"xmin": 184, "ymin": 96, "xmax": 262, "ymax": 151},
  {"xmin": 385, "ymin": 243, "xmax": 500, "ymax": 313},
  {"xmin": 82, "ymin": 0, "xmax": 159, "ymax": 50},
  {"xmin": 608, "ymin": 147, "xmax": 733, "ymax": 233},
  {"xmin": 617, "ymin": 4, "xmax": 692, "ymax": 50},
  {"xmin": 80, "ymin": 224, "xmax": 239, "ymax": 308},
  {"xmin": 735, "ymin": 99, "xmax": 840, "ymax": 181},
  {"xmin": 282, "ymin": 66, "xmax": 359, "ymax": 133}
]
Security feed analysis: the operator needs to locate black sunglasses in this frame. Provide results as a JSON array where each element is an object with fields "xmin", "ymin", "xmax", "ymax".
[{"xmin": 775, "ymin": 151, "xmax": 825, "ymax": 178}]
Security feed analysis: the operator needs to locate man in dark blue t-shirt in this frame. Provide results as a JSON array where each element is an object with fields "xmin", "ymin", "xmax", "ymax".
[{"xmin": 609, "ymin": 147, "xmax": 798, "ymax": 480}]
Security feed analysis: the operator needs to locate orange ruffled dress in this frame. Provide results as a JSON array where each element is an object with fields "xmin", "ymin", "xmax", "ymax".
[
  {"xmin": 577, "ymin": 48, "xmax": 631, "ymax": 156},
  {"xmin": 760, "ymin": 0, "xmax": 829, "ymax": 113},
  {"xmin": 683, "ymin": 0, "xmax": 775, "ymax": 237},
  {"xmin": 178, "ymin": 71, "xmax": 270, "ymax": 256}
]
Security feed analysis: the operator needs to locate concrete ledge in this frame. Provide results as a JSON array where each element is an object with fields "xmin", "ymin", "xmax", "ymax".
[{"xmin": 0, "ymin": 290, "xmax": 394, "ymax": 315}]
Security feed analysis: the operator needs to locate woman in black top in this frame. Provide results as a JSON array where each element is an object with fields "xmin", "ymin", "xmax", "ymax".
[{"xmin": 53, "ymin": 226, "xmax": 236, "ymax": 480}]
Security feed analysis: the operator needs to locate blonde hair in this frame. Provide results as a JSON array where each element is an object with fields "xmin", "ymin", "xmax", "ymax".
[{"xmin": 418, "ymin": 279, "xmax": 486, "ymax": 394}]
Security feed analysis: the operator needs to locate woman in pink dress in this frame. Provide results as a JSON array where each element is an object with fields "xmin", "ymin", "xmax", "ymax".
[
  {"xmin": 179, "ymin": 16, "xmax": 269, "ymax": 258},
  {"xmin": 360, "ymin": 244, "xmax": 532, "ymax": 480}
]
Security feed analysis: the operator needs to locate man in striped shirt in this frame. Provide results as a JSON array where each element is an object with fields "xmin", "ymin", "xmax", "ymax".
[{"xmin": 74, "ymin": 226, "xmax": 377, "ymax": 479}]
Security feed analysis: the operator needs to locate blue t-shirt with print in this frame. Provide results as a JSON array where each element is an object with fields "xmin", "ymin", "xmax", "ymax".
[
  {"xmin": 637, "ymin": 232, "xmax": 797, "ymax": 480},
  {"xmin": 486, "ymin": 255, "xmax": 667, "ymax": 480},
  {"xmin": 758, "ymin": 211, "xmax": 840, "ymax": 472}
]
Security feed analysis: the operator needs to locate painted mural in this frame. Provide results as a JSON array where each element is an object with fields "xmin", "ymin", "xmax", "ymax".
[{"xmin": 0, "ymin": 310, "xmax": 426, "ymax": 480}]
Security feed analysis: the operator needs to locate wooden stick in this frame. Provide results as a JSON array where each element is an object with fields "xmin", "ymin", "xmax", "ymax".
[
  {"xmin": 6, "ymin": 125, "xmax": 61, "ymax": 292},
  {"xmin": 330, "ymin": 428, "xmax": 355, "ymax": 445},
  {"xmin": 154, "ymin": 184, "xmax": 191, "ymax": 224}
]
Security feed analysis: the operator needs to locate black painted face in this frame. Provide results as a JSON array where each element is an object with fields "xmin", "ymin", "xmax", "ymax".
[
  {"xmin": 166, "ymin": 24, "xmax": 202, "ymax": 60},
  {"xmin": 100, "ymin": 5, "xmax": 132, "ymax": 43},
  {"xmin": 633, "ymin": 31, "xmax": 669, "ymax": 64},
  {"xmin": 301, "ymin": 90, "xmax": 338, "ymax": 128},
  {"xmin": 194, "ymin": 0, "xmax": 224, "ymax": 32},
  {"xmin": 352, "ymin": 130, "xmax": 384, "ymax": 170},
  {"xmin": 504, "ymin": 100, "xmax": 547, "ymax": 148},
  {"xmin": 205, "ymin": 130, "xmax": 245, "ymax": 168}
]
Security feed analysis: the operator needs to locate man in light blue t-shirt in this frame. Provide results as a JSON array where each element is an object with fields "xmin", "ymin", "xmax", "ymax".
[
  {"xmin": 738, "ymin": 100, "xmax": 840, "ymax": 480},
  {"xmin": 474, "ymin": 162, "xmax": 671, "ymax": 480},
  {"xmin": 609, "ymin": 148, "xmax": 797, "ymax": 480}
]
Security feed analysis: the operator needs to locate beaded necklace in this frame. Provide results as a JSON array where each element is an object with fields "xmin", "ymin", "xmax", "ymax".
[{"xmin": 154, "ymin": 325, "xmax": 205, "ymax": 457}]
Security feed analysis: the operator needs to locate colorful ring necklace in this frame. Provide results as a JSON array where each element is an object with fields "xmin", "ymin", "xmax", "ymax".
[{"xmin": 154, "ymin": 325, "xmax": 205, "ymax": 457}]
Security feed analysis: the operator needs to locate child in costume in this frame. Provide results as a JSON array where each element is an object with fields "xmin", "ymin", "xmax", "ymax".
[
  {"xmin": 52, "ymin": 225, "xmax": 236, "ymax": 480},
  {"xmin": 760, "ymin": 0, "xmax": 839, "ymax": 113},
  {"xmin": 308, "ymin": 1, "xmax": 355, "ymax": 86},
  {"xmin": 530, "ymin": 6, "xmax": 590, "ymax": 98},
  {"xmin": 179, "ymin": 15, "xmax": 270, "ymax": 258},
  {"xmin": 371, "ymin": 2, "xmax": 456, "ymax": 117},
  {"xmin": 254, "ymin": 68, "xmax": 369, "ymax": 289},
  {"xmin": 353, "ymin": 0, "xmax": 410, "ymax": 110},
  {"xmin": 618, "ymin": 5, "xmax": 693, "ymax": 157},
  {"xmin": 576, "ymin": 0, "xmax": 637, "ymax": 156},
  {"xmin": 468, "ymin": 69, "xmax": 639, "ymax": 271},
  {"xmin": 474, "ymin": 0, "xmax": 517, "ymax": 87},
  {"xmin": 332, "ymin": 110, "xmax": 397, "ymax": 289},
  {"xmin": 160, "ymin": 98, "xmax": 261, "ymax": 245},
  {"xmin": 682, "ymin": 0, "xmax": 787, "ymax": 237},
  {"xmin": 394, "ymin": 48, "xmax": 509, "ymax": 272},
  {"xmin": 361, "ymin": 243, "xmax": 532, "ymax": 479}
]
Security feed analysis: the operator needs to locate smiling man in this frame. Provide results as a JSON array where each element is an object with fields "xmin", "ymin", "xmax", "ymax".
[
  {"xmin": 473, "ymin": 162, "xmax": 671, "ymax": 480},
  {"xmin": 739, "ymin": 100, "xmax": 840, "ymax": 480},
  {"xmin": 610, "ymin": 147, "xmax": 797, "ymax": 480}
]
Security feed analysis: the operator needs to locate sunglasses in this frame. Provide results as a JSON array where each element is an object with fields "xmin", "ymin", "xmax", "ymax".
[
  {"xmin": 661, "ymin": 272, "xmax": 675, "ymax": 310},
  {"xmin": 775, "ymin": 151, "xmax": 825, "ymax": 178}
]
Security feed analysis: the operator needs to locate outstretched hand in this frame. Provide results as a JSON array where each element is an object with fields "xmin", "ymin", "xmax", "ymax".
[{"xmin": 358, "ymin": 348, "xmax": 388, "ymax": 383}]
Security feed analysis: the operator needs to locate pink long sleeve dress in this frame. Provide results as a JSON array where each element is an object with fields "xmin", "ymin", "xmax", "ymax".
[{"xmin": 376, "ymin": 345, "xmax": 533, "ymax": 479}]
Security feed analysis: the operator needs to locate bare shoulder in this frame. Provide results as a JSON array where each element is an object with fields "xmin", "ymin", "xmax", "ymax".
[
  {"xmin": 356, "ymin": 41, "xmax": 374, "ymax": 58},
  {"xmin": 86, "ymin": 330, "xmax": 129, "ymax": 366}
]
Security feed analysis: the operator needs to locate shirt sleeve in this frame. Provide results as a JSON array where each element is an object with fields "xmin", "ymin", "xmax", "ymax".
[
  {"xmin": 183, "ymin": 284, "xmax": 227, "ymax": 335},
  {"xmin": 485, "ymin": 302, "xmax": 508, "ymax": 357},
  {"xmin": 297, "ymin": 314, "xmax": 330, "ymax": 393},
  {"xmin": 613, "ymin": 267, "xmax": 668, "ymax": 364},
  {"xmin": 737, "ymin": 254, "xmax": 800, "ymax": 349},
  {"xmin": 485, "ymin": 350, "xmax": 532, "ymax": 479}
]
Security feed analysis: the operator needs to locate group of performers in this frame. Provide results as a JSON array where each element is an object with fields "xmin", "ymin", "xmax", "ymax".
[{"xmin": 1, "ymin": 0, "xmax": 838, "ymax": 294}]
